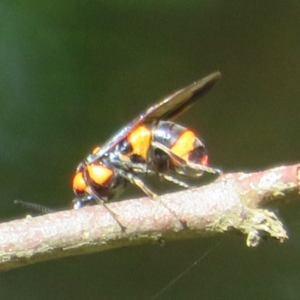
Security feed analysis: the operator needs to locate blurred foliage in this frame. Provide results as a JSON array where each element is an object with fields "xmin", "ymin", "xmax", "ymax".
[{"xmin": 1, "ymin": 1, "xmax": 300, "ymax": 299}]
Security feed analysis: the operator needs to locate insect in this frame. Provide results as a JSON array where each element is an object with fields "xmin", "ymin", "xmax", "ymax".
[{"xmin": 72, "ymin": 72, "xmax": 221, "ymax": 209}]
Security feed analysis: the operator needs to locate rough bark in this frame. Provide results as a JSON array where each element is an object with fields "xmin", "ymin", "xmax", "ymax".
[{"xmin": 0, "ymin": 164, "xmax": 299, "ymax": 271}]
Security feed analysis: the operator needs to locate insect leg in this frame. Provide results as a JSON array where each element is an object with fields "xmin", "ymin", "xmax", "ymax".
[
  {"xmin": 152, "ymin": 141, "xmax": 221, "ymax": 175},
  {"xmin": 84, "ymin": 186, "xmax": 126, "ymax": 232},
  {"xmin": 152, "ymin": 141, "xmax": 187, "ymax": 165},
  {"xmin": 158, "ymin": 174, "xmax": 190, "ymax": 188},
  {"xmin": 118, "ymin": 170, "xmax": 186, "ymax": 229},
  {"xmin": 185, "ymin": 161, "xmax": 222, "ymax": 175},
  {"xmin": 109, "ymin": 158, "xmax": 153, "ymax": 174},
  {"xmin": 118, "ymin": 170, "xmax": 158, "ymax": 199}
]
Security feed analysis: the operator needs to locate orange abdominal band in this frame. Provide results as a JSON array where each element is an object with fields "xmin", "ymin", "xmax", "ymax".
[
  {"xmin": 171, "ymin": 130, "xmax": 196, "ymax": 162},
  {"xmin": 127, "ymin": 125, "xmax": 152, "ymax": 160}
]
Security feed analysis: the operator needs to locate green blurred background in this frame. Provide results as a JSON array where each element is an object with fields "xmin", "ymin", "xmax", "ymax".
[{"xmin": 1, "ymin": 1, "xmax": 300, "ymax": 299}]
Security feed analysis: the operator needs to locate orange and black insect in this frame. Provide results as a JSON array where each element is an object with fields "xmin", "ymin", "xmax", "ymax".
[{"xmin": 72, "ymin": 72, "xmax": 221, "ymax": 209}]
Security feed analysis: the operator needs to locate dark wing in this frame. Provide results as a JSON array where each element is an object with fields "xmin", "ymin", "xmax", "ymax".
[
  {"xmin": 89, "ymin": 72, "xmax": 221, "ymax": 161},
  {"xmin": 138, "ymin": 71, "xmax": 221, "ymax": 122}
]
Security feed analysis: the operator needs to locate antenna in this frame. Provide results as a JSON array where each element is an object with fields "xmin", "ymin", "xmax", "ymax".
[{"xmin": 14, "ymin": 200, "xmax": 56, "ymax": 214}]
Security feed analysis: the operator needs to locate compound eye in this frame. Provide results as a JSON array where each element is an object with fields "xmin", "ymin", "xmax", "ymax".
[
  {"xmin": 73, "ymin": 172, "xmax": 87, "ymax": 193},
  {"xmin": 87, "ymin": 164, "xmax": 113, "ymax": 185}
]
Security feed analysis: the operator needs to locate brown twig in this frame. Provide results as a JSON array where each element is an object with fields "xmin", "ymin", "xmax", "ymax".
[{"xmin": 0, "ymin": 163, "xmax": 299, "ymax": 271}]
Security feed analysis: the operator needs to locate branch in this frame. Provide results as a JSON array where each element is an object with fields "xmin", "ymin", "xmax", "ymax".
[{"xmin": 0, "ymin": 164, "xmax": 299, "ymax": 271}]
